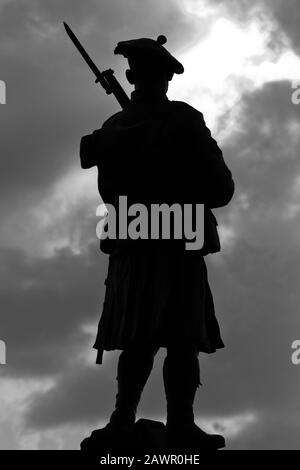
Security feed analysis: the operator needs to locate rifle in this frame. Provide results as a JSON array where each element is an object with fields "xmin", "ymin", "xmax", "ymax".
[{"xmin": 63, "ymin": 22, "xmax": 130, "ymax": 110}]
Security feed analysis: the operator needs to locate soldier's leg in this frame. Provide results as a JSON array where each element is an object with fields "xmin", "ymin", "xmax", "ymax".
[
  {"xmin": 163, "ymin": 339, "xmax": 200, "ymax": 428},
  {"xmin": 109, "ymin": 338, "xmax": 160, "ymax": 428},
  {"xmin": 163, "ymin": 339, "xmax": 225, "ymax": 450}
]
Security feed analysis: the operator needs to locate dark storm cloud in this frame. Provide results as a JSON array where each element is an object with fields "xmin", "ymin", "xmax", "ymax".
[
  {"xmin": 221, "ymin": 81, "xmax": 300, "ymax": 210},
  {"xmin": 24, "ymin": 364, "xmax": 118, "ymax": 429},
  {"xmin": 270, "ymin": 0, "xmax": 300, "ymax": 53},
  {"xmin": 0, "ymin": 238, "xmax": 108, "ymax": 377},
  {"xmin": 24, "ymin": 360, "xmax": 126, "ymax": 429}
]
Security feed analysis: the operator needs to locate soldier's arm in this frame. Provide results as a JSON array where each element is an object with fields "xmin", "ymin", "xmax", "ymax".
[
  {"xmin": 79, "ymin": 112, "xmax": 124, "ymax": 169},
  {"xmin": 80, "ymin": 132, "xmax": 97, "ymax": 169},
  {"xmin": 193, "ymin": 113, "xmax": 235, "ymax": 208},
  {"xmin": 80, "ymin": 120, "xmax": 148, "ymax": 170},
  {"xmin": 80, "ymin": 128, "xmax": 121, "ymax": 169}
]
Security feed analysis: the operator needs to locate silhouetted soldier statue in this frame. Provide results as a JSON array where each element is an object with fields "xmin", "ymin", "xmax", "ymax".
[{"xmin": 80, "ymin": 35, "xmax": 235, "ymax": 452}]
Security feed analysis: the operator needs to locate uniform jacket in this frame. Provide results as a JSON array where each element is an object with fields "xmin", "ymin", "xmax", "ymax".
[{"xmin": 80, "ymin": 90, "xmax": 235, "ymax": 254}]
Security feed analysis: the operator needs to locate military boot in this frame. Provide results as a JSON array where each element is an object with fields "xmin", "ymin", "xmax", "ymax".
[
  {"xmin": 163, "ymin": 349, "xmax": 225, "ymax": 451},
  {"xmin": 107, "ymin": 347, "xmax": 157, "ymax": 433}
]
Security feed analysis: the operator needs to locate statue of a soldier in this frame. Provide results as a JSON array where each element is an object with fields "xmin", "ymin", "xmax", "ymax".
[{"xmin": 80, "ymin": 35, "xmax": 235, "ymax": 451}]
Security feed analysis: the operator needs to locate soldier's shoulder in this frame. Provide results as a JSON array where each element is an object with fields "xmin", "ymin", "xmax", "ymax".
[
  {"xmin": 169, "ymin": 100, "xmax": 205, "ymax": 121},
  {"xmin": 102, "ymin": 110, "xmax": 124, "ymax": 128}
]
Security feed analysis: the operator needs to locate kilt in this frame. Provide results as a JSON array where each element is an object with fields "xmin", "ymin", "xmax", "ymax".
[{"xmin": 93, "ymin": 242, "xmax": 224, "ymax": 364}]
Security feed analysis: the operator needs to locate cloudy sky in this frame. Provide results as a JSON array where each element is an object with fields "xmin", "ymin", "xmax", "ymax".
[{"xmin": 0, "ymin": 0, "xmax": 300, "ymax": 450}]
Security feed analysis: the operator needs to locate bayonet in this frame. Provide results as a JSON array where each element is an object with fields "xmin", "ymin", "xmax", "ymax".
[{"xmin": 63, "ymin": 22, "xmax": 130, "ymax": 109}]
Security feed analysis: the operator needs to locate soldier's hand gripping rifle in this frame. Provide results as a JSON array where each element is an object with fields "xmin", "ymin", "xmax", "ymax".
[{"xmin": 63, "ymin": 22, "xmax": 130, "ymax": 110}]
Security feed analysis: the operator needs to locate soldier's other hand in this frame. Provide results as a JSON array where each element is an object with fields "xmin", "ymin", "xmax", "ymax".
[
  {"xmin": 80, "ymin": 134, "xmax": 98, "ymax": 169},
  {"xmin": 80, "ymin": 128, "xmax": 126, "ymax": 169}
]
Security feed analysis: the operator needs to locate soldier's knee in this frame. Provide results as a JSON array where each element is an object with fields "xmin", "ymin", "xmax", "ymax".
[
  {"xmin": 165, "ymin": 340, "xmax": 201, "ymax": 387},
  {"xmin": 166, "ymin": 339, "xmax": 198, "ymax": 358},
  {"xmin": 122, "ymin": 338, "xmax": 159, "ymax": 359}
]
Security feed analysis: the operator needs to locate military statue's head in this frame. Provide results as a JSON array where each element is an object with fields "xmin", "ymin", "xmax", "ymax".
[{"xmin": 114, "ymin": 35, "xmax": 184, "ymax": 93}]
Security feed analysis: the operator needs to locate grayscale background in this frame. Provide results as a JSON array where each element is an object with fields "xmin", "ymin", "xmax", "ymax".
[{"xmin": 0, "ymin": 0, "xmax": 300, "ymax": 449}]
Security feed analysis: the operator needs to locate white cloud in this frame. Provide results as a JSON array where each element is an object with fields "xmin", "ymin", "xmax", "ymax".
[
  {"xmin": 169, "ymin": 14, "xmax": 300, "ymax": 134},
  {"xmin": 197, "ymin": 410, "xmax": 257, "ymax": 439},
  {"xmin": 0, "ymin": 378, "xmax": 54, "ymax": 449}
]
